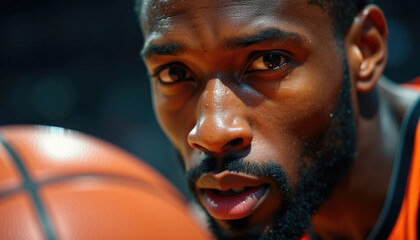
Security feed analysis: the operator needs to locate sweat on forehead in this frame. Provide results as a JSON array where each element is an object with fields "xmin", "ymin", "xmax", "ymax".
[
  {"xmin": 139, "ymin": 0, "xmax": 330, "ymax": 40},
  {"xmin": 137, "ymin": 0, "xmax": 371, "ymax": 37},
  {"xmin": 139, "ymin": 0, "xmax": 339, "ymax": 62},
  {"xmin": 139, "ymin": 0, "xmax": 269, "ymax": 34}
]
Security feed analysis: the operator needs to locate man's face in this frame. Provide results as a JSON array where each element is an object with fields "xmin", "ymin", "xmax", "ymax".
[{"xmin": 141, "ymin": 0, "xmax": 356, "ymax": 238}]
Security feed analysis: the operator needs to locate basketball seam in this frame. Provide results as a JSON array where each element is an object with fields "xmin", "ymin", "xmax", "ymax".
[
  {"xmin": 2, "ymin": 172, "xmax": 185, "ymax": 204},
  {"xmin": 0, "ymin": 137, "xmax": 57, "ymax": 240}
]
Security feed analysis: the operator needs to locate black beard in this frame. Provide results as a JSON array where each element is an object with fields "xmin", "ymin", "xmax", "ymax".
[{"xmin": 185, "ymin": 60, "xmax": 357, "ymax": 240}]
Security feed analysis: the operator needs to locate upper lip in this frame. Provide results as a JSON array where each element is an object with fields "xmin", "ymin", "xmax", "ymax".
[{"xmin": 195, "ymin": 170, "xmax": 267, "ymax": 191}]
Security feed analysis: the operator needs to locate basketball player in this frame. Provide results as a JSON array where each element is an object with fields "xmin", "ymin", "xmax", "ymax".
[{"xmin": 137, "ymin": 0, "xmax": 420, "ymax": 239}]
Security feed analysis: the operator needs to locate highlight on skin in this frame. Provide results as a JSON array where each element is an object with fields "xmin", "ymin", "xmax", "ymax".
[
  {"xmin": 185, "ymin": 59, "xmax": 356, "ymax": 239},
  {"xmin": 135, "ymin": 0, "xmax": 372, "ymax": 38},
  {"xmin": 138, "ymin": 0, "xmax": 371, "ymax": 239}
]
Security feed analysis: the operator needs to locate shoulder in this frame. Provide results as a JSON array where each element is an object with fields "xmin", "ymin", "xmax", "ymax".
[{"xmin": 377, "ymin": 76, "xmax": 420, "ymax": 123}]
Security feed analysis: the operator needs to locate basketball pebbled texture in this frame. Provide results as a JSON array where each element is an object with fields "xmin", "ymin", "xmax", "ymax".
[{"xmin": 0, "ymin": 125, "xmax": 210, "ymax": 240}]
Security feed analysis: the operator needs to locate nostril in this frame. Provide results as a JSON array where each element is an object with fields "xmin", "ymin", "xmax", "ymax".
[
  {"xmin": 188, "ymin": 120, "xmax": 253, "ymax": 153},
  {"xmin": 226, "ymin": 138, "xmax": 243, "ymax": 147},
  {"xmin": 192, "ymin": 143, "xmax": 207, "ymax": 152}
]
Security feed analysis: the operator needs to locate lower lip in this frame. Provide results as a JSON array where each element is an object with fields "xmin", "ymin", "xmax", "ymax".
[{"xmin": 201, "ymin": 185, "xmax": 268, "ymax": 220}]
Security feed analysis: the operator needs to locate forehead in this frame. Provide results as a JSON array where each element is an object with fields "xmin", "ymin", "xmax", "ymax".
[{"xmin": 140, "ymin": 0, "xmax": 333, "ymax": 57}]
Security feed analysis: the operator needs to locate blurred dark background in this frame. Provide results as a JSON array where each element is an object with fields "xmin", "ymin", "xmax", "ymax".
[{"xmin": 0, "ymin": 0, "xmax": 419, "ymax": 197}]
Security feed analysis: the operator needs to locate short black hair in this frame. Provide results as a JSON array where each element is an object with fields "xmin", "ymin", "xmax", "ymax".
[
  {"xmin": 135, "ymin": 0, "xmax": 373, "ymax": 37},
  {"xmin": 307, "ymin": 0, "xmax": 373, "ymax": 37}
]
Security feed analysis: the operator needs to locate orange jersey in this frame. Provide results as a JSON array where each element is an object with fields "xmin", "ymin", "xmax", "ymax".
[
  {"xmin": 367, "ymin": 82, "xmax": 419, "ymax": 240},
  {"xmin": 303, "ymin": 80, "xmax": 420, "ymax": 240},
  {"xmin": 386, "ymin": 112, "xmax": 420, "ymax": 239}
]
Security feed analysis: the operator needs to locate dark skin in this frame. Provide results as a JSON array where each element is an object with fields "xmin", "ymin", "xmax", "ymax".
[{"xmin": 140, "ymin": 0, "xmax": 420, "ymax": 239}]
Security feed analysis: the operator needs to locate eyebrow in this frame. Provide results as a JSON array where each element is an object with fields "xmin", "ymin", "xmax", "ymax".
[
  {"xmin": 141, "ymin": 28, "xmax": 305, "ymax": 58},
  {"xmin": 225, "ymin": 28, "xmax": 305, "ymax": 50},
  {"xmin": 141, "ymin": 42, "xmax": 184, "ymax": 58}
]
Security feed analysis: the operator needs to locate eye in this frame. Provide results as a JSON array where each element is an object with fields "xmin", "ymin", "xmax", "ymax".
[
  {"xmin": 247, "ymin": 53, "xmax": 288, "ymax": 72},
  {"xmin": 155, "ymin": 65, "xmax": 193, "ymax": 84}
]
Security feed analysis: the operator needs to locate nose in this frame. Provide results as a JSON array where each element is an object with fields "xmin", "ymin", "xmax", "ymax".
[{"xmin": 187, "ymin": 78, "xmax": 252, "ymax": 155}]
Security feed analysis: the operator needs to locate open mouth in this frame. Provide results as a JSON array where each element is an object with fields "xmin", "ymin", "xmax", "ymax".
[{"xmin": 200, "ymin": 184, "xmax": 270, "ymax": 220}]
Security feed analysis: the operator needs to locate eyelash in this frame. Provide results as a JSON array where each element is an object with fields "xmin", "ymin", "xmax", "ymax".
[
  {"xmin": 152, "ymin": 51, "xmax": 292, "ymax": 84},
  {"xmin": 151, "ymin": 62, "xmax": 182, "ymax": 78},
  {"xmin": 243, "ymin": 51, "xmax": 292, "ymax": 75},
  {"xmin": 151, "ymin": 62, "xmax": 193, "ymax": 85}
]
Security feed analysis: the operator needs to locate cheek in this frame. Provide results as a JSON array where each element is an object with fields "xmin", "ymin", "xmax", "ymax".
[
  {"xmin": 154, "ymin": 103, "xmax": 189, "ymax": 152},
  {"xmin": 290, "ymin": 88, "xmax": 339, "ymax": 137},
  {"xmin": 248, "ymin": 71, "xmax": 343, "ymax": 181},
  {"xmin": 155, "ymin": 105, "xmax": 198, "ymax": 171},
  {"xmin": 260, "ymin": 78, "xmax": 341, "ymax": 138},
  {"xmin": 152, "ymin": 84, "xmax": 184, "ymax": 148},
  {"xmin": 288, "ymin": 60, "xmax": 344, "ymax": 135},
  {"xmin": 153, "ymin": 85, "xmax": 197, "ymax": 160},
  {"xmin": 254, "ymin": 131, "xmax": 305, "ymax": 182}
]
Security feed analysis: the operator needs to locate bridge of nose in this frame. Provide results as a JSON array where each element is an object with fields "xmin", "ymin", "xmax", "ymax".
[{"xmin": 188, "ymin": 78, "xmax": 252, "ymax": 154}]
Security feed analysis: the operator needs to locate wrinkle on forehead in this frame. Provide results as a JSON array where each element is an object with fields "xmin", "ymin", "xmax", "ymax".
[
  {"xmin": 141, "ymin": 0, "xmax": 281, "ymax": 34},
  {"xmin": 141, "ymin": 0, "xmax": 334, "ymax": 56}
]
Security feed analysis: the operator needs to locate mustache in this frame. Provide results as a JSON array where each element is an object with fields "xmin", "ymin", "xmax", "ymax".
[{"xmin": 185, "ymin": 154, "xmax": 291, "ymax": 196}]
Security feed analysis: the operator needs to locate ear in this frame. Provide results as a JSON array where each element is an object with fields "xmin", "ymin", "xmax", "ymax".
[{"xmin": 345, "ymin": 5, "xmax": 388, "ymax": 93}]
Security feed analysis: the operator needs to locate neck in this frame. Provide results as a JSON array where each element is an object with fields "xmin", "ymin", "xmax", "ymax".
[{"xmin": 310, "ymin": 77, "xmax": 418, "ymax": 240}]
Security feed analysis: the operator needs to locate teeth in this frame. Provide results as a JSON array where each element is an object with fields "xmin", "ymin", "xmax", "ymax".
[
  {"xmin": 232, "ymin": 187, "xmax": 245, "ymax": 192},
  {"xmin": 212, "ymin": 187, "xmax": 247, "ymax": 196}
]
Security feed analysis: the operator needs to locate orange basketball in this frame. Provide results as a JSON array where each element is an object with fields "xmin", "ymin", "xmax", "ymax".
[{"xmin": 0, "ymin": 125, "xmax": 211, "ymax": 240}]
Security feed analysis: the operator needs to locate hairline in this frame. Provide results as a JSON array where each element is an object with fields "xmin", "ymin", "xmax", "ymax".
[{"xmin": 135, "ymin": 0, "xmax": 369, "ymax": 52}]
